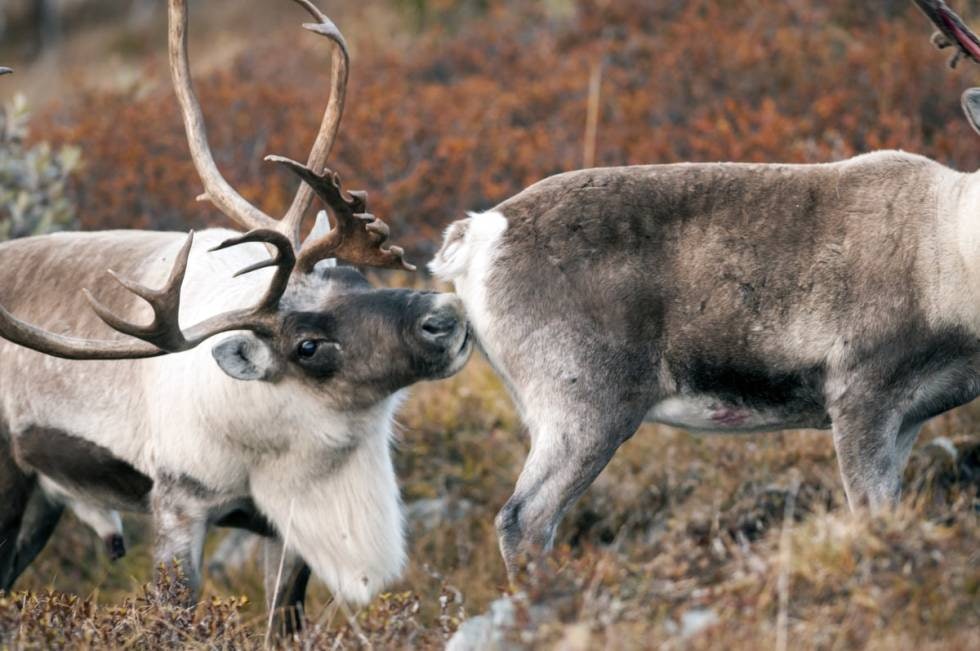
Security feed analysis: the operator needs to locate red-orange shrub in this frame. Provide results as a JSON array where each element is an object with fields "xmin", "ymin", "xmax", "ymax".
[{"xmin": 37, "ymin": 0, "xmax": 980, "ymax": 259}]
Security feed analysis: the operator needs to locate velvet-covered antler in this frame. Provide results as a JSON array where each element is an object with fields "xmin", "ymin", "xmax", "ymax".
[{"xmin": 268, "ymin": 156, "xmax": 415, "ymax": 273}]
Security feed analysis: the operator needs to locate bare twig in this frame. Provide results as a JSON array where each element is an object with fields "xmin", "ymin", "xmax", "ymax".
[
  {"xmin": 265, "ymin": 498, "xmax": 296, "ymax": 648},
  {"xmin": 314, "ymin": 598, "xmax": 341, "ymax": 634},
  {"xmin": 775, "ymin": 474, "xmax": 801, "ymax": 651},
  {"xmin": 338, "ymin": 600, "xmax": 372, "ymax": 649},
  {"xmin": 583, "ymin": 59, "xmax": 603, "ymax": 169}
]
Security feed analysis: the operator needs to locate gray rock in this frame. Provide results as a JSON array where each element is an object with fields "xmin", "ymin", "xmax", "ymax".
[
  {"xmin": 446, "ymin": 596, "xmax": 519, "ymax": 651},
  {"xmin": 679, "ymin": 608, "xmax": 719, "ymax": 639},
  {"xmin": 406, "ymin": 496, "xmax": 474, "ymax": 533}
]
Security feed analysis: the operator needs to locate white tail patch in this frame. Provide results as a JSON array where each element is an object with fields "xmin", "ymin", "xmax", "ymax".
[{"xmin": 429, "ymin": 211, "xmax": 508, "ymax": 281}]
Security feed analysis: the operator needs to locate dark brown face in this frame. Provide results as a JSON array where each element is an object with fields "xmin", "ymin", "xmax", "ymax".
[{"xmin": 211, "ymin": 266, "xmax": 472, "ymax": 409}]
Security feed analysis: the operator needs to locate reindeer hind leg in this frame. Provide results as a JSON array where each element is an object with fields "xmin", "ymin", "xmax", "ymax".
[
  {"xmin": 486, "ymin": 329, "xmax": 659, "ymax": 579},
  {"xmin": 0, "ymin": 431, "xmax": 35, "ymax": 591},
  {"xmin": 10, "ymin": 483, "xmax": 63, "ymax": 583},
  {"xmin": 0, "ymin": 454, "xmax": 36, "ymax": 591},
  {"xmin": 829, "ymin": 403, "xmax": 905, "ymax": 512}
]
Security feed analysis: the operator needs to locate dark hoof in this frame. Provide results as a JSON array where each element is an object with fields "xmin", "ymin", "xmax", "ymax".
[{"xmin": 105, "ymin": 534, "xmax": 126, "ymax": 561}]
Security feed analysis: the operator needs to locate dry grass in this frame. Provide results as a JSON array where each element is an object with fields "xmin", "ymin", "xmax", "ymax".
[{"xmin": 4, "ymin": 356, "xmax": 978, "ymax": 648}]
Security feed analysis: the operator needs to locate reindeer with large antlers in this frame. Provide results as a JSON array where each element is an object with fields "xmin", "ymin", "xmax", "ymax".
[
  {"xmin": 431, "ymin": 0, "xmax": 980, "ymax": 579},
  {"xmin": 0, "ymin": 0, "xmax": 471, "ymax": 625}
]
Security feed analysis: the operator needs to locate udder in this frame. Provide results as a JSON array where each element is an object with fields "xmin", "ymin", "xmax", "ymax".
[{"xmin": 645, "ymin": 395, "xmax": 827, "ymax": 433}]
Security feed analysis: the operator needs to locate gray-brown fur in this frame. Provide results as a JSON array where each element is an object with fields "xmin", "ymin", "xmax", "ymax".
[{"xmin": 432, "ymin": 151, "xmax": 980, "ymax": 576}]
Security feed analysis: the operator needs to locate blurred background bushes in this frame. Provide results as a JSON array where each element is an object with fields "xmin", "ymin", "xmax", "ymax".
[
  {"xmin": 0, "ymin": 94, "xmax": 79, "ymax": 240},
  {"xmin": 4, "ymin": 0, "xmax": 980, "ymax": 258}
]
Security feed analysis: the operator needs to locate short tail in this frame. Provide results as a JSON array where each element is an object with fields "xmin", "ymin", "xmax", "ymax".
[
  {"xmin": 428, "ymin": 211, "xmax": 508, "ymax": 281},
  {"xmin": 428, "ymin": 217, "xmax": 473, "ymax": 281}
]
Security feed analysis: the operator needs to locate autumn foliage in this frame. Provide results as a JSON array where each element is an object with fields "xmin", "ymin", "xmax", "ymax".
[{"xmin": 37, "ymin": 0, "xmax": 980, "ymax": 259}]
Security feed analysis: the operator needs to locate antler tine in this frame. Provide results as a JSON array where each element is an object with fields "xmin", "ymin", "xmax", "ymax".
[
  {"xmin": 168, "ymin": 0, "xmax": 280, "ymax": 234},
  {"xmin": 0, "ymin": 236, "xmax": 195, "ymax": 360},
  {"xmin": 278, "ymin": 0, "xmax": 351, "ymax": 244},
  {"xmin": 290, "ymin": 0, "xmax": 329, "ymax": 22},
  {"xmin": 83, "ymin": 232, "xmax": 195, "ymax": 352},
  {"xmin": 268, "ymin": 155, "xmax": 415, "ymax": 273},
  {"xmin": 0, "ymin": 304, "xmax": 162, "ymax": 360},
  {"xmin": 7, "ymin": 230, "xmax": 298, "ymax": 360},
  {"xmin": 207, "ymin": 229, "xmax": 297, "ymax": 313},
  {"xmin": 97, "ymin": 230, "xmax": 297, "ymax": 352},
  {"xmin": 913, "ymin": 0, "xmax": 980, "ymax": 67},
  {"xmin": 169, "ymin": 0, "xmax": 354, "ymax": 249}
]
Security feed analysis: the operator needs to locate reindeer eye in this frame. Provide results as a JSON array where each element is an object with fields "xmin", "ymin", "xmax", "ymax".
[{"xmin": 297, "ymin": 340, "xmax": 319, "ymax": 358}]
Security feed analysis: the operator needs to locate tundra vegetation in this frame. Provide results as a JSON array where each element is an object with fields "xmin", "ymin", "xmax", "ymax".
[
  {"xmin": 0, "ymin": 0, "xmax": 978, "ymax": 649},
  {"xmin": 0, "ymin": 93, "xmax": 79, "ymax": 240}
]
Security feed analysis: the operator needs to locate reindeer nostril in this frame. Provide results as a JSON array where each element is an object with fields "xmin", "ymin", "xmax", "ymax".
[{"xmin": 420, "ymin": 312, "xmax": 459, "ymax": 340}]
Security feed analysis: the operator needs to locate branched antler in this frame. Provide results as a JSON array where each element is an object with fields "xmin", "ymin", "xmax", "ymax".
[
  {"xmin": 268, "ymin": 156, "xmax": 415, "ymax": 273},
  {"xmin": 913, "ymin": 0, "xmax": 980, "ymax": 67},
  {"xmin": 167, "ymin": 0, "xmax": 350, "ymax": 246},
  {"xmin": 0, "ymin": 1, "xmax": 414, "ymax": 362},
  {"xmin": 0, "ymin": 230, "xmax": 297, "ymax": 360},
  {"xmin": 279, "ymin": 0, "xmax": 351, "ymax": 243},
  {"xmin": 912, "ymin": 1, "xmax": 980, "ymax": 133},
  {"xmin": 89, "ymin": 230, "xmax": 296, "ymax": 352},
  {"xmin": 84, "ymin": 232, "xmax": 198, "ymax": 351},
  {"xmin": 167, "ymin": 0, "xmax": 409, "ymax": 272}
]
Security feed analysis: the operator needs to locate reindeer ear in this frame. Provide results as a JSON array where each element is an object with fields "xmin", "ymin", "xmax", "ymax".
[
  {"xmin": 212, "ymin": 334, "xmax": 279, "ymax": 382},
  {"xmin": 961, "ymin": 88, "xmax": 980, "ymax": 135}
]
